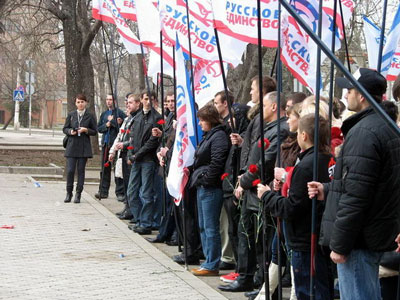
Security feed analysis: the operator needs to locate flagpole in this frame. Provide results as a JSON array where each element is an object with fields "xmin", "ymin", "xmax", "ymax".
[
  {"xmin": 276, "ymin": 2, "xmax": 283, "ymax": 299},
  {"xmin": 156, "ymin": 72, "xmax": 160, "ymax": 101},
  {"xmin": 160, "ymin": 31, "xmax": 168, "ymax": 221},
  {"xmin": 213, "ymin": 29, "xmax": 236, "ymax": 133},
  {"xmin": 173, "ymin": 45, "xmax": 177, "ymax": 118},
  {"xmin": 256, "ymin": 1, "xmax": 269, "ymax": 300},
  {"xmin": 378, "ymin": 0, "xmax": 389, "ymax": 73},
  {"xmin": 99, "ymin": 22, "xmax": 116, "ymax": 203},
  {"xmin": 338, "ymin": 0, "xmax": 351, "ymax": 71},
  {"xmin": 310, "ymin": 0, "xmax": 323, "ymax": 298},
  {"xmin": 329, "ymin": 0, "xmax": 338, "ymax": 142},
  {"xmin": 184, "ymin": 0, "xmax": 199, "ymax": 145}
]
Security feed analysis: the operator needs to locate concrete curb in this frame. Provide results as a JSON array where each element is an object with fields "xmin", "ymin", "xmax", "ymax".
[
  {"xmin": 81, "ymin": 190, "xmax": 228, "ymax": 300},
  {"xmin": 0, "ymin": 165, "xmax": 63, "ymax": 175}
]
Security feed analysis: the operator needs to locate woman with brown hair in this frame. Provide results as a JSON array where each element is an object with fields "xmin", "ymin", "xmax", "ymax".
[
  {"xmin": 190, "ymin": 105, "xmax": 230, "ymax": 276},
  {"xmin": 63, "ymin": 94, "xmax": 97, "ymax": 203}
]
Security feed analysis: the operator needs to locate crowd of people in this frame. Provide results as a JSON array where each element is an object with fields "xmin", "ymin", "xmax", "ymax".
[{"xmin": 63, "ymin": 68, "xmax": 400, "ymax": 300}]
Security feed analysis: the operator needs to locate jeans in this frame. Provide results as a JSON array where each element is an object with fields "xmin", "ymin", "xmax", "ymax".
[
  {"xmin": 291, "ymin": 249, "xmax": 333, "ymax": 300},
  {"xmin": 66, "ymin": 157, "xmax": 87, "ymax": 193},
  {"xmin": 197, "ymin": 186, "xmax": 224, "ymax": 270},
  {"xmin": 127, "ymin": 161, "xmax": 156, "ymax": 228},
  {"xmin": 337, "ymin": 249, "xmax": 383, "ymax": 300}
]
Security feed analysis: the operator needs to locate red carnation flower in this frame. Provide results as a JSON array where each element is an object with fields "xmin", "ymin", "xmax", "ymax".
[
  {"xmin": 104, "ymin": 162, "xmax": 110, "ymax": 168},
  {"xmin": 126, "ymin": 129, "xmax": 130, "ymax": 134},
  {"xmin": 258, "ymin": 138, "xmax": 271, "ymax": 150},
  {"xmin": 120, "ymin": 129, "xmax": 125, "ymax": 133},
  {"xmin": 157, "ymin": 119, "xmax": 166, "ymax": 125},
  {"xmin": 127, "ymin": 146, "xmax": 134, "ymax": 150},
  {"xmin": 221, "ymin": 173, "xmax": 229, "ymax": 181},
  {"xmin": 252, "ymin": 179, "xmax": 261, "ymax": 187},
  {"xmin": 248, "ymin": 164, "xmax": 258, "ymax": 174}
]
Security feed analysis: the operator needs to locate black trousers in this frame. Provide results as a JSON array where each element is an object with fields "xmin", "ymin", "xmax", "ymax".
[
  {"xmin": 237, "ymin": 199, "xmax": 275, "ymax": 287},
  {"xmin": 99, "ymin": 146, "xmax": 124, "ymax": 196},
  {"xmin": 66, "ymin": 157, "xmax": 88, "ymax": 193},
  {"xmin": 224, "ymin": 196, "xmax": 240, "ymax": 265}
]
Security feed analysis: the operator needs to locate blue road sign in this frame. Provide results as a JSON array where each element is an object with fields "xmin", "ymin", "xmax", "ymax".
[{"xmin": 13, "ymin": 89, "xmax": 24, "ymax": 102}]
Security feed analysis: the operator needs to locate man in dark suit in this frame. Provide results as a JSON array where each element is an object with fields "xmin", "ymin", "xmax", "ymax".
[{"xmin": 95, "ymin": 94, "xmax": 126, "ymax": 200}]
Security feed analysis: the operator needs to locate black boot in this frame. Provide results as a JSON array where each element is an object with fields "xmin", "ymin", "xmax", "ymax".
[
  {"xmin": 64, "ymin": 192, "xmax": 73, "ymax": 203},
  {"xmin": 74, "ymin": 192, "xmax": 81, "ymax": 203}
]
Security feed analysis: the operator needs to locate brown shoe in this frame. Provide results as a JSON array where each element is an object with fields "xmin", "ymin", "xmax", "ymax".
[{"xmin": 191, "ymin": 267, "xmax": 219, "ymax": 276}]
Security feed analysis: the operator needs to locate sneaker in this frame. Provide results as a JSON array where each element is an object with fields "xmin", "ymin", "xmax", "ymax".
[{"xmin": 220, "ymin": 272, "xmax": 239, "ymax": 283}]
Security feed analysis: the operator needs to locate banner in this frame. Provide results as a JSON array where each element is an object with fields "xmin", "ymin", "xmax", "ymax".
[
  {"xmin": 280, "ymin": 0, "xmax": 347, "ymax": 92},
  {"xmin": 167, "ymin": 36, "xmax": 198, "ymax": 205},
  {"xmin": 363, "ymin": 15, "xmax": 382, "ymax": 70},
  {"xmin": 323, "ymin": 0, "xmax": 354, "ymax": 40},
  {"xmin": 212, "ymin": 0, "xmax": 279, "ymax": 47},
  {"xmin": 148, "ymin": 38, "xmax": 175, "ymax": 80},
  {"xmin": 159, "ymin": 0, "xmax": 245, "ymax": 66},
  {"xmin": 92, "ymin": 0, "xmax": 137, "ymax": 21},
  {"xmin": 387, "ymin": 50, "xmax": 400, "ymax": 81},
  {"xmin": 194, "ymin": 59, "xmax": 226, "ymax": 108},
  {"xmin": 92, "ymin": 0, "xmax": 142, "ymax": 54}
]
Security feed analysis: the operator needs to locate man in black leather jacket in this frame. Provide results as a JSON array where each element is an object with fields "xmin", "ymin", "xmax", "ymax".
[
  {"xmin": 126, "ymin": 91, "xmax": 162, "ymax": 235},
  {"xmin": 308, "ymin": 68, "xmax": 400, "ymax": 300}
]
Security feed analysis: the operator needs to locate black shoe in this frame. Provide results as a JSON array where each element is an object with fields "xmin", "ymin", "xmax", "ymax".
[
  {"xmin": 145, "ymin": 236, "xmax": 165, "ymax": 243},
  {"xmin": 166, "ymin": 239, "xmax": 178, "ymax": 246},
  {"xmin": 133, "ymin": 226, "xmax": 152, "ymax": 235},
  {"xmin": 219, "ymin": 261, "xmax": 236, "ymax": 270},
  {"xmin": 129, "ymin": 219, "xmax": 137, "ymax": 224},
  {"xmin": 172, "ymin": 254, "xmax": 200, "ymax": 265},
  {"xmin": 64, "ymin": 192, "xmax": 72, "ymax": 203},
  {"xmin": 116, "ymin": 194, "xmax": 125, "ymax": 202},
  {"xmin": 244, "ymin": 290, "xmax": 259, "ymax": 298},
  {"xmin": 128, "ymin": 224, "xmax": 138, "ymax": 231},
  {"xmin": 118, "ymin": 212, "xmax": 133, "ymax": 220},
  {"xmin": 217, "ymin": 280, "xmax": 253, "ymax": 292},
  {"xmin": 73, "ymin": 192, "xmax": 81, "ymax": 203},
  {"xmin": 95, "ymin": 192, "xmax": 108, "ymax": 199}
]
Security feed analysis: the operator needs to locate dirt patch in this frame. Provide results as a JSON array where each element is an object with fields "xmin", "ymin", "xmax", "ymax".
[{"xmin": 0, "ymin": 150, "xmax": 102, "ymax": 167}]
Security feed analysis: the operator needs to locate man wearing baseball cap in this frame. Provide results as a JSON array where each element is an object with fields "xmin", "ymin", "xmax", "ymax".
[{"xmin": 308, "ymin": 68, "xmax": 400, "ymax": 300}]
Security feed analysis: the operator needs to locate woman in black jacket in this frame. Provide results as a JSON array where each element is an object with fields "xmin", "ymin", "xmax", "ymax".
[
  {"xmin": 190, "ymin": 105, "xmax": 230, "ymax": 276},
  {"xmin": 63, "ymin": 94, "xmax": 97, "ymax": 203}
]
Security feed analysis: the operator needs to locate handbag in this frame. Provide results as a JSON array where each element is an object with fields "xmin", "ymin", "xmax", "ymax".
[{"xmin": 63, "ymin": 135, "xmax": 69, "ymax": 148}]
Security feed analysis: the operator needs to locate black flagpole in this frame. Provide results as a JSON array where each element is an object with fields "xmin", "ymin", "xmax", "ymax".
[
  {"xmin": 139, "ymin": 43, "xmax": 153, "ymax": 109},
  {"xmin": 328, "ymin": 0, "xmax": 338, "ymax": 142},
  {"xmin": 256, "ymin": 1, "xmax": 269, "ymax": 300},
  {"xmin": 160, "ymin": 31, "xmax": 167, "ymax": 221},
  {"xmin": 377, "ymin": 0, "xmax": 388, "ymax": 73},
  {"xmin": 276, "ymin": 2, "xmax": 283, "ymax": 299},
  {"xmin": 184, "ymin": 0, "xmax": 198, "ymax": 145},
  {"xmin": 338, "ymin": 0, "xmax": 351, "ymax": 71},
  {"xmin": 310, "ymin": 0, "xmax": 323, "ymax": 299},
  {"xmin": 213, "ymin": 28, "xmax": 236, "ymax": 133},
  {"xmin": 99, "ymin": 23, "xmax": 116, "ymax": 202}
]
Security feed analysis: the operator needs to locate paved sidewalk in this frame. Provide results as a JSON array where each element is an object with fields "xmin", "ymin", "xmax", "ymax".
[{"xmin": 0, "ymin": 174, "xmax": 227, "ymax": 300}]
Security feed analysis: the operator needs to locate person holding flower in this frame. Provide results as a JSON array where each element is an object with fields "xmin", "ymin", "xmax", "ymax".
[
  {"xmin": 63, "ymin": 94, "xmax": 97, "ymax": 203},
  {"xmin": 189, "ymin": 105, "xmax": 230, "ymax": 276}
]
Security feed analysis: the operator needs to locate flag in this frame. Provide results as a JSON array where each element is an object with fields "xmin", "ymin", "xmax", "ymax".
[
  {"xmin": 387, "ymin": 48, "xmax": 400, "ymax": 81},
  {"xmin": 167, "ymin": 35, "xmax": 198, "ymax": 205},
  {"xmin": 194, "ymin": 59, "xmax": 226, "ymax": 108},
  {"xmin": 159, "ymin": 0, "xmax": 245, "ymax": 67},
  {"xmin": 212, "ymin": 0, "xmax": 279, "ymax": 47},
  {"xmin": 92, "ymin": 0, "xmax": 142, "ymax": 54},
  {"xmin": 92, "ymin": 0, "xmax": 137, "ymax": 21},
  {"xmin": 363, "ymin": 15, "xmax": 382, "ymax": 70},
  {"xmin": 363, "ymin": 5, "xmax": 400, "ymax": 78},
  {"xmin": 323, "ymin": 0, "xmax": 354, "ymax": 40},
  {"xmin": 280, "ymin": 0, "xmax": 347, "ymax": 92}
]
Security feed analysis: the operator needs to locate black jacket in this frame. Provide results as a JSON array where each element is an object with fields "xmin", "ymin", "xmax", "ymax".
[
  {"xmin": 240, "ymin": 116, "xmax": 289, "ymax": 211},
  {"xmin": 128, "ymin": 108, "xmax": 162, "ymax": 163},
  {"xmin": 63, "ymin": 110, "xmax": 97, "ymax": 158},
  {"xmin": 190, "ymin": 125, "xmax": 230, "ymax": 189},
  {"xmin": 320, "ymin": 107, "xmax": 400, "ymax": 255},
  {"xmin": 262, "ymin": 147, "xmax": 331, "ymax": 251},
  {"xmin": 98, "ymin": 108, "xmax": 126, "ymax": 146}
]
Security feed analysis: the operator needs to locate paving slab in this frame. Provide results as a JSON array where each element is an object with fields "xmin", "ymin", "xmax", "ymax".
[{"xmin": 0, "ymin": 174, "xmax": 227, "ymax": 300}]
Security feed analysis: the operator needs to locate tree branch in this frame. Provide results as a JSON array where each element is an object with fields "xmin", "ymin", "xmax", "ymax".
[{"xmin": 81, "ymin": 19, "xmax": 101, "ymax": 53}]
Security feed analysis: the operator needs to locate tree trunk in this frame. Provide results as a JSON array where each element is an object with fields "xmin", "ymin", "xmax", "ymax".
[{"xmin": 62, "ymin": 13, "xmax": 100, "ymax": 155}]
